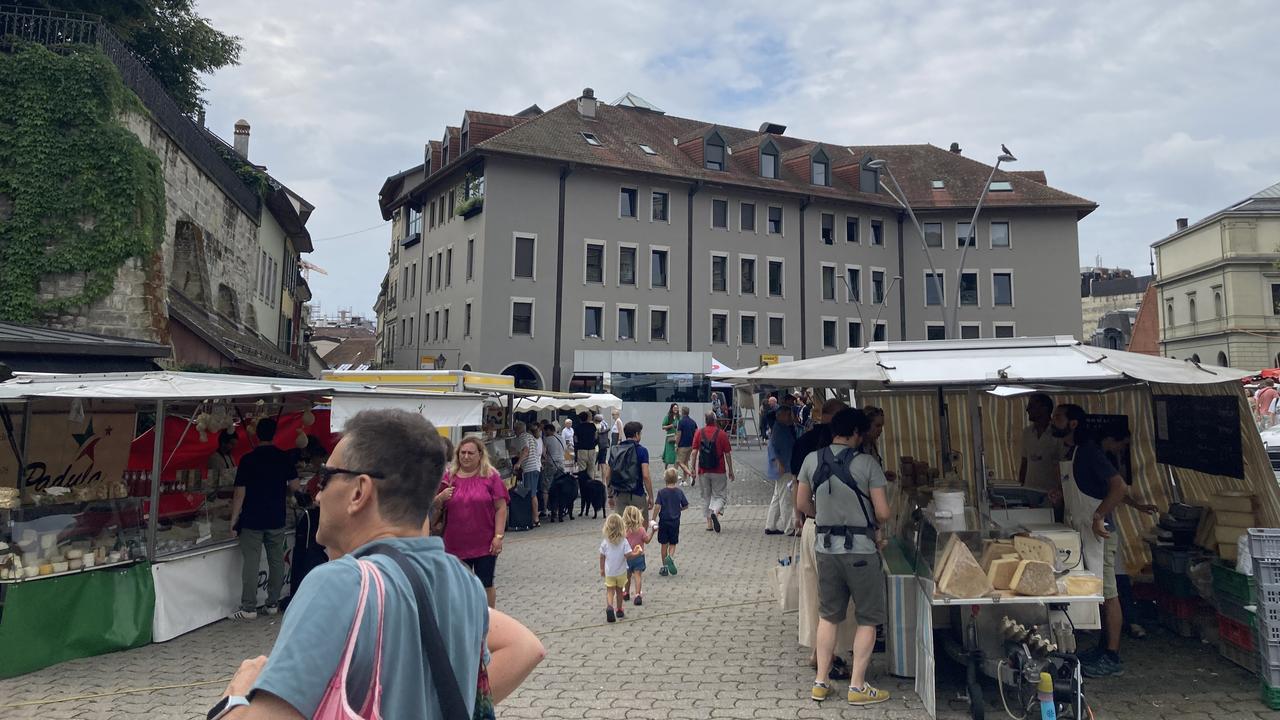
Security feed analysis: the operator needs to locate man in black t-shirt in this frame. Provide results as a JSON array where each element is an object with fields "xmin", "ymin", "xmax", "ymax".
[
  {"xmin": 229, "ymin": 419, "xmax": 299, "ymax": 619},
  {"xmin": 573, "ymin": 411, "xmax": 599, "ymax": 480}
]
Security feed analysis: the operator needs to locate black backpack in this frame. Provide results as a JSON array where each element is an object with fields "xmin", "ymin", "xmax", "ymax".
[
  {"xmin": 698, "ymin": 428, "xmax": 722, "ymax": 471},
  {"xmin": 607, "ymin": 442, "xmax": 641, "ymax": 493}
]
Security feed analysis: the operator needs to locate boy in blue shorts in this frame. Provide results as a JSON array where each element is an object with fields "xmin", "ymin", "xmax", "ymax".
[{"xmin": 653, "ymin": 468, "xmax": 689, "ymax": 575}]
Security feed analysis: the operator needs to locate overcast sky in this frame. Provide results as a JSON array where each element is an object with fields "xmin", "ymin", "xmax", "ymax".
[{"xmin": 200, "ymin": 0, "xmax": 1280, "ymax": 320}]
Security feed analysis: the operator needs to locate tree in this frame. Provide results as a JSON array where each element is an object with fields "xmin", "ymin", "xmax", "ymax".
[{"xmin": 14, "ymin": 0, "xmax": 241, "ymax": 116}]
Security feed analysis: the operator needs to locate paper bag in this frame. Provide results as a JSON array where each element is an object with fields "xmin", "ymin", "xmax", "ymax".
[{"xmin": 772, "ymin": 539, "xmax": 801, "ymax": 612}]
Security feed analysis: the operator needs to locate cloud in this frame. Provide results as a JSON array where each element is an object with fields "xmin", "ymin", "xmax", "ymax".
[{"xmin": 198, "ymin": 0, "xmax": 1280, "ymax": 315}]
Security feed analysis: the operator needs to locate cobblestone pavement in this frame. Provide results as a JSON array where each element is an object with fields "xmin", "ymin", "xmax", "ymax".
[{"xmin": 1, "ymin": 446, "xmax": 1276, "ymax": 719}]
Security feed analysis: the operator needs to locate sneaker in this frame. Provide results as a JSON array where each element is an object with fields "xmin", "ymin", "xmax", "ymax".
[
  {"xmin": 634, "ymin": 594, "xmax": 643, "ymax": 606},
  {"xmin": 665, "ymin": 555, "xmax": 677, "ymax": 575},
  {"xmin": 1081, "ymin": 653, "xmax": 1124, "ymax": 678},
  {"xmin": 230, "ymin": 609, "xmax": 257, "ymax": 621},
  {"xmin": 765, "ymin": 529, "xmax": 784, "ymax": 535},
  {"xmin": 263, "ymin": 604, "xmax": 280, "ymax": 616},
  {"xmin": 1076, "ymin": 645, "xmax": 1105, "ymax": 663},
  {"xmin": 848, "ymin": 683, "xmax": 890, "ymax": 706},
  {"xmin": 811, "ymin": 682, "xmax": 832, "ymax": 702},
  {"xmin": 623, "ymin": 590, "xmax": 631, "ymax": 601},
  {"xmin": 616, "ymin": 608, "xmax": 625, "ymax": 620},
  {"xmin": 711, "ymin": 514, "xmax": 721, "ymax": 533},
  {"xmin": 659, "ymin": 566, "xmax": 669, "ymax": 576},
  {"xmin": 606, "ymin": 607, "xmax": 616, "ymax": 623}
]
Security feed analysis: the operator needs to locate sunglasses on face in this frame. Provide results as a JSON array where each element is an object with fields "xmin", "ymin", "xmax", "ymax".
[{"xmin": 315, "ymin": 465, "xmax": 385, "ymax": 492}]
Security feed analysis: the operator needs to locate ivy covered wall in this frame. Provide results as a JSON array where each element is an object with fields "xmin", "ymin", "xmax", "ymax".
[{"xmin": 0, "ymin": 43, "xmax": 166, "ymax": 324}]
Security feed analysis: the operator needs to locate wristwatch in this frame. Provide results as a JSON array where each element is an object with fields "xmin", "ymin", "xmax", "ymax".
[
  {"xmin": 494, "ymin": 533, "xmax": 504, "ymax": 539},
  {"xmin": 208, "ymin": 695, "xmax": 249, "ymax": 719}
]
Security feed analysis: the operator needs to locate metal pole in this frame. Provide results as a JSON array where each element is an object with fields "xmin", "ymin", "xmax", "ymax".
[
  {"xmin": 966, "ymin": 386, "xmax": 990, "ymax": 531},
  {"xmin": 880, "ymin": 168, "xmax": 948, "ymax": 328},
  {"xmin": 950, "ymin": 159, "xmax": 1004, "ymax": 335},
  {"xmin": 147, "ymin": 399, "xmax": 164, "ymax": 560},
  {"xmin": 937, "ymin": 386, "xmax": 952, "ymax": 475}
]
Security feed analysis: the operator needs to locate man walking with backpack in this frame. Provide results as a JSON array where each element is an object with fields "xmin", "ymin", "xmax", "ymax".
[
  {"xmin": 604, "ymin": 421, "xmax": 653, "ymax": 522},
  {"xmin": 692, "ymin": 411, "xmax": 734, "ymax": 533}
]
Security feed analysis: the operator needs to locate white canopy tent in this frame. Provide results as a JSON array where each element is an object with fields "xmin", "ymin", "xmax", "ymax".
[{"xmin": 514, "ymin": 392, "xmax": 622, "ymax": 414}]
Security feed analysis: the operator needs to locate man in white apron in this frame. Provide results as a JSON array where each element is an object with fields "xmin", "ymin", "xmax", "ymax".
[{"xmin": 1051, "ymin": 403, "xmax": 1157, "ymax": 678}]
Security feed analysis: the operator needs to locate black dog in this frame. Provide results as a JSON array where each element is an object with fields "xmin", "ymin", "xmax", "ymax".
[
  {"xmin": 577, "ymin": 473, "xmax": 607, "ymax": 518},
  {"xmin": 546, "ymin": 471, "xmax": 578, "ymax": 523}
]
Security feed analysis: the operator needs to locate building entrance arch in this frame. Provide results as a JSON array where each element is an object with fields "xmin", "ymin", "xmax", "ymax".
[{"xmin": 501, "ymin": 363, "xmax": 543, "ymax": 390}]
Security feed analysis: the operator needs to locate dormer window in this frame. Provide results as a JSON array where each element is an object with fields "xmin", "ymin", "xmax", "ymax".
[
  {"xmin": 760, "ymin": 141, "xmax": 779, "ymax": 179},
  {"xmin": 811, "ymin": 149, "xmax": 830, "ymax": 186},
  {"xmin": 638, "ymin": 143, "xmax": 656, "ymax": 155},
  {"xmin": 931, "ymin": 179, "xmax": 944, "ymax": 189},
  {"xmin": 704, "ymin": 132, "xmax": 726, "ymax": 171},
  {"xmin": 582, "ymin": 132, "xmax": 601, "ymax": 146},
  {"xmin": 989, "ymin": 180, "xmax": 1013, "ymax": 191},
  {"xmin": 460, "ymin": 128, "xmax": 468, "ymax": 152},
  {"xmin": 443, "ymin": 143, "xmax": 450, "ymax": 165},
  {"xmin": 859, "ymin": 160, "xmax": 879, "ymax": 193}
]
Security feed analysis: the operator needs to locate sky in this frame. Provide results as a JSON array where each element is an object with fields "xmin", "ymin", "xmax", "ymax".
[{"xmin": 199, "ymin": 0, "xmax": 1280, "ymax": 320}]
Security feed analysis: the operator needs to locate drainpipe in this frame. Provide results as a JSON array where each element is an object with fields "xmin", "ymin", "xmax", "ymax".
[
  {"xmin": 897, "ymin": 212, "xmax": 907, "ymax": 340},
  {"xmin": 799, "ymin": 197, "xmax": 810, "ymax": 359},
  {"xmin": 686, "ymin": 181, "xmax": 702, "ymax": 351},
  {"xmin": 552, "ymin": 164, "xmax": 572, "ymax": 390}
]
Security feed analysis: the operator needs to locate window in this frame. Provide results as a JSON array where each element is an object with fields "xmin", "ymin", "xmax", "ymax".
[
  {"xmin": 408, "ymin": 206, "xmax": 422, "ymax": 236},
  {"xmin": 609, "ymin": 372, "xmax": 710, "ymax": 404},
  {"xmin": 846, "ymin": 216, "xmax": 859, "ymax": 244},
  {"xmin": 960, "ymin": 323, "xmax": 980, "ymax": 340},
  {"xmin": 821, "ymin": 265, "xmax": 836, "ymax": 301},
  {"xmin": 768, "ymin": 316, "xmax": 784, "ymax": 346},
  {"xmin": 408, "ymin": 316, "xmax": 414, "ymax": 343},
  {"xmin": 931, "ymin": 180, "xmax": 945, "ymax": 189},
  {"xmin": 618, "ymin": 307, "xmax": 636, "ymax": 340},
  {"xmin": 429, "ymin": 201, "xmax": 436, "ymax": 229},
  {"xmin": 400, "ymin": 319, "xmax": 406, "ymax": 345},
  {"xmin": 581, "ymin": 132, "xmax": 601, "ymax": 146},
  {"xmin": 619, "ymin": 245, "xmax": 637, "ymax": 285},
  {"xmin": 1272, "ymin": 284, "xmax": 1280, "ymax": 315},
  {"xmin": 871, "ymin": 220, "xmax": 883, "ymax": 245},
  {"xmin": 1188, "ymin": 297, "xmax": 1197, "ymax": 323},
  {"xmin": 923, "ymin": 222, "xmax": 943, "ymax": 248},
  {"xmin": 1218, "ymin": 351, "xmax": 1229, "ymax": 367},
  {"xmin": 926, "ymin": 324, "xmax": 946, "ymax": 341},
  {"xmin": 740, "ymin": 202, "xmax": 756, "ymax": 231},
  {"xmin": 848, "ymin": 320, "xmax": 862, "ymax": 348},
  {"xmin": 712, "ymin": 199, "xmax": 728, "ymax": 229},
  {"xmin": 711, "ymin": 312, "xmax": 728, "ymax": 343},
  {"xmin": 585, "ymin": 242, "xmax": 604, "ymax": 283},
  {"xmin": 873, "ymin": 323, "xmax": 887, "ymax": 342},
  {"xmin": 822, "ymin": 319, "xmax": 837, "ymax": 348},
  {"xmin": 768, "ymin": 206, "xmax": 783, "ymax": 234},
  {"xmin": 464, "ymin": 301, "xmax": 472, "ymax": 336},
  {"xmin": 860, "ymin": 164, "xmax": 879, "ymax": 193},
  {"xmin": 511, "ymin": 300, "xmax": 533, "ymax": 335},
  {"xmin": 466, "ymin": 239, "xmax": 475, "ymax": 280},
  {"xmin": 409, "ymin": 263, "xmax": 417, "ymax": 297},
  {"xmin": 925, "ymin": 272, "xmax": 944, "ymax": 306},
  {"xmin": 639, "ymin": 143, "xmax": 657, "ymax": 155},
  {"xmin": 993, "ymin": 272, "xmax": 1014, "ymax": 306},
  {"xmin": 652, "ymin": 191, "xmax": 669, "ymax": 221},
  {"xmin": 760, "ymin": 143, "xmax": 779, "ymax": 178},
  {"xmin": 711, "ymin": 254, "xmax": 728, "ymax": 292},
  {"xmin": 448, "ymin": 190, "xmax": 455, "ymax": 217},
  {"xmin": 812, "ymin": 152, "xmax": 830, "ymax": 186},
  {"xmin": 443, "ymin": 308, "xmax": 449, "ymax": 339},
  {"xmin": 1166, "ymin": 302, "xmax": 1175, "ymax": 325},
  {"xmin": 872, "ymin": 270, "xmax": 885, "ymax": 304},
  {"xmin": 432, "ymin": 310, "xmax": 439, "ymax": 341},
  {"xmin": 445, "ymin": 248, "xmax": 453, "ymax": 286},
  {"xmin": 989, "ymin": 180, "xmax": 1013, "ymax": 191},
  {"xmin": 821, "ymin": 213, "xmax": 834, "ymax": 244},
  {"xmin": 960, "ymin": 271, "xmax": 979, "ymax": 306},
  {"xmin": 650, "ymin": 308, "xmax": 668, "ymax": 341},
  {"xmin": 846, "ymin": 267, "xmax": 861, "ymax": 302},
  {"xmin": 991, "ymin": 221, "xmax": 1010, "ymax": 248},
  {"xmin": 740, "ymin": 314, "xmax": 757, "ymax": 345},
  {"xmin": 584, "ymin": 302, "xmax": 604, "ymax": 338},
  {"xmin": 705, "ymin": 134, "xmax": 726, "ymax": 171},
  {"xmin": 651, "ymin": 248, "xmax": 669, "ymax": 288},
  {"xmin": 435, "ymin": 251, "xmax": 442, "ymax": 288},
  {"xmin": 740, "ymin": 257, "xmax": 756, "ymax": 295},
  {"xmin": 513, "ymin": 235, "xmax": 535, "ymax": 279},
  {"xmin": 620, "ymin": 187, "xmax": 638, "ymax": 218},
  {"xmin": 768, "ymin": 259, "xmax": 784, "ymax": 297},
  {"xmin": 956, "ymin": 221, "xmax": 974, "ymax": 248},
  {"xmin": 1214, "ymin": 290, "xmax": 1223, "ymax": 318},
  {"xmin": 993, "ymin": 323, "xmax": 1015, "ymax": 339},
  {"xmin": 425, "ymin": 257, "xmax": 432, "ymax": 293}
]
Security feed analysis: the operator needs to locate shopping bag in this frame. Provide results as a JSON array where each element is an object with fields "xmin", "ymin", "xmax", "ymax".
[{"xmin": 772, "ymin": 539, "xmax": 800, "ymax": 612}]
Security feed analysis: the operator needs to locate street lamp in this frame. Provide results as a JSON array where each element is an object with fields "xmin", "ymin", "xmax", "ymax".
[
  {"xmin": 866, "ymin": 158, "xmax": 947, "ymax": 327},
  {"xmin": 952, "ymin": 148, "xmax": 1016, "ymax": 336}
]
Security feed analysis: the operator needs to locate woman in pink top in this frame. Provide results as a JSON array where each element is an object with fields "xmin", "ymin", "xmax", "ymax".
[{"xmin": 433, "ymin": 436, "xmax": 509, "ymax": 607}]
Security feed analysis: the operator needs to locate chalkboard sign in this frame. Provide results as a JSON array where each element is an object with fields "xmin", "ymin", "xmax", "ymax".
[{"xmin": 1152, "ymin": 394, "xmax": 1243, "ymax": 478}]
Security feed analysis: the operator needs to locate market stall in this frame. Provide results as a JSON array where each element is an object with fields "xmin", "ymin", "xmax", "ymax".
[
  {"xmin": 716, "ymin": 336, "xmax": 1274, "ymax": 719},
  {"xmin": 0, "ymin": 371, "xmax": 483, "ymax": 675}
]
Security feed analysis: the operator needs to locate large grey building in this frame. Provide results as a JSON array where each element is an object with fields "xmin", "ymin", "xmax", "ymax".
[{"xmin": 374, "ymin": 90, "xmax": 1096, "ymax": 390}]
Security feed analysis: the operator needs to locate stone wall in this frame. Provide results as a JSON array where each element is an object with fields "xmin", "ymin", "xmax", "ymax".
[
  {"xmin": 1081, "ymin": 291, "xmax": 1145, "ymax": 340},
  {"xmin": 39, "ymin": 110, "xmax": 262, "ymax": 346}
]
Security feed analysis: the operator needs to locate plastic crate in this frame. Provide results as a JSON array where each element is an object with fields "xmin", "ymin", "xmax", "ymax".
[
  {"xmin": 1155, "ymin": 562, "xmax": 1197, "ymax": 598},
  {"xmin": 1159, "ymin": 593, "xmax": 1200, "ymax": 620},
  {"xmin": 1256, "ymin": 559, "xmax": 1280, "ymax": 587},
  {"xmin": 1219, "ymin": 636, "xmax": 1260, "ymax": 675},
  {"xmin": 1249, "ymin": 528, "xmax": 1280, "ymax": 561},
  {"xmin": 1221, "ymin": 613, "xmax": 1257, "ymax": 651},
  {"xmin": 1219, "ymin": 594, "xmax": 1258, "ymax": 627},
  {"xmin": 1154, "ymin": 545, "xmax": 1194, "ymax": 574},
  {"xmin": 1264, "ymin": 680, "xmax": 1280, "ymax": 710},
  {"xmin": 1261, "ymin": 601, "xmax": 1280, "ymax": 627},
  {"xmin": 1213, "ymin": 560, "xmax": 1258, "ymax": 605}
]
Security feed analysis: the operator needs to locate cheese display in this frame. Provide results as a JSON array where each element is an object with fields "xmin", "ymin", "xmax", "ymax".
[
  {"xmin": 937, "ymin": 540, "xmax": 994, "ymax": 598},
  {"xmin": 1014, "ymin": 535, "xmax": 1058, "ymax": 565},
  {"xmin": 987, "ymin": 557, "xmax": 1022, "ymax": 590},
  {"xmin": 979, "ymin": 540, "xmax": 1017, "ymax": 571},
  {"xmin": 1010, "ymin": 560, "xmax": 1057, "ymax": 596},
  {"xmin": 1062, "ymin": 574, "xmax": 1104, "ymax": 596}
]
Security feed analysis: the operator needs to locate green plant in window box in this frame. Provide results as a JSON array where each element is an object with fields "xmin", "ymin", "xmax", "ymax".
[{"xmin": 455, "ymin": 173, "xmax": 485, "ymax": 218}]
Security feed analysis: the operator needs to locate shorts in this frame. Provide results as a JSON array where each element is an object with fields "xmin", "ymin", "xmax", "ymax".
[
  {"xmin": 614, "ymin": 491, "xmax": 649, "ymax": 523},
  {"xmin": 657, "ymin": 519, "xmax": 680, "ymax": 545},
  {"xmin": 676, "ymin": 446, "xmax": 692, "ymax": 468},
  {"xmin": 521, "ymin": 470, "xmax": 541, "ymax": 496},
  {"xmin": 604, "ymin": 573, "xmax": 628, "ymax": 588},
  {"xmin": 627, "ymin": 555, "xmax": 647, "ymax": 573},
  {"xmin": 1102, "ymin": 532, "xmax": 1118, "ymax": 600},
  {"xmin": 816, "ymin": 552, "xmax": 886, "ymax": 626},
  {"xmin": 462, "ymin": 554, "xmax": 498, "ymax": 589}
]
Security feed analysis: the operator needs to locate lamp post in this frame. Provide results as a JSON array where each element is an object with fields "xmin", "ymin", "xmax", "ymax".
[
  {"xmin": 866, "ymin": 158, "xmax": 947, "ymax": 327},
  {"xmin": 952, "ymin": 148, "xmax": 1016, "ymax": 336}
]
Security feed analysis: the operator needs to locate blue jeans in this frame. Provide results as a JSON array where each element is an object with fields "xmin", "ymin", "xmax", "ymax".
[{"xmin": 521, "ymin": 470, "xmax": 541, "ymax": 496}]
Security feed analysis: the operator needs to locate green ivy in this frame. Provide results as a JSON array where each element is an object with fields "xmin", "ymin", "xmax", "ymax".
[
  {"xmin": 0, "ymin": 43, "xmax": 166, "ymax": 323},
  {"xmin": 213, "ymin": 143, "xmax": 271, "ymax": 198}
]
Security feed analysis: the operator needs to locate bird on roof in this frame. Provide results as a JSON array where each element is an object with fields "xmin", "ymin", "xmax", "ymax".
[{"xmin": 1001, "ymin": 143, "xmax": 1012, "ymax": 156}]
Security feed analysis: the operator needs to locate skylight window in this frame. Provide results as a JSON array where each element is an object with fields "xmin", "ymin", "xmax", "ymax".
[
  {"xmin": 931, "ymin": 180, "xmax": 945, "ymax": 189},
  {"xmin": 581, "ymin": 132, "xmax": 601, "ymax": 146},
  {"xmin": 989, "ymin": 180, "xmax": 1013, "ymax": 191},
  {"xmin": 639, "ymin": 143, "xmax": 657, "ymax": 155}
]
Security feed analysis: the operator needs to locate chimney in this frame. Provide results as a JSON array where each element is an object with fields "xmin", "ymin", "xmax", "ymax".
[
  {"xmin": 577, "ymin": 88, "xmax": 597, "ymax": 119},
  {"xmin": 1176, "ymin": 217, "xmax": 1188, "ymax": 230},
  {"xmin": 949, "ymin": 142, "xmax": 962, "ymax": 155},
  {"xmin": 233, "ymin": 119, "xmax": 251, "ymax": 159}
]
